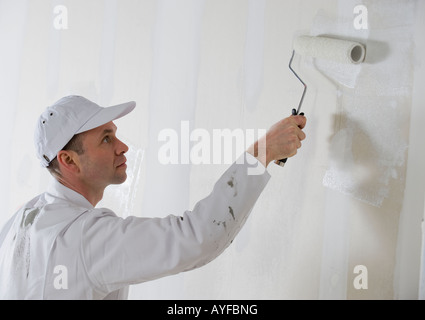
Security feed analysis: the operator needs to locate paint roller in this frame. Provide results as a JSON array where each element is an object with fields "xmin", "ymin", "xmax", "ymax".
[{"xmin": 275, "ymin": 35, "xmax": 366, "ymax": 167}]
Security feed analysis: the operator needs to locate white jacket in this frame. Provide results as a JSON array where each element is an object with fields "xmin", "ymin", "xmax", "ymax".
[{"xmin": 0, "ymin": 153, "xmax": 270, "ymax": 299}]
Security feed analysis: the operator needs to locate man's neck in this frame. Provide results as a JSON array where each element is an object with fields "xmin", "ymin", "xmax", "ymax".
[{"xmin": 56, "ymin": 177, "xmax": 104, "ymax": 207}]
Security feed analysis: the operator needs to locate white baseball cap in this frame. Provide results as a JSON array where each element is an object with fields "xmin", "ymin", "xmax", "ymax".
[{"xmin": 34, "ymin": 95, "xmax": 136, "ymax": 167}]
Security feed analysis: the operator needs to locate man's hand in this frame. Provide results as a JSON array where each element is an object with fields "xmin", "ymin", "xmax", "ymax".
[{"xmin": 247, "ymin": 115, "xmax": 307, "ymax": 168}]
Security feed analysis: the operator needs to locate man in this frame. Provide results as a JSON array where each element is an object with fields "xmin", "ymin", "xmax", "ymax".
[{"xmin": 0, "ymin": 95, "xmax": 306, "ymax": 299}]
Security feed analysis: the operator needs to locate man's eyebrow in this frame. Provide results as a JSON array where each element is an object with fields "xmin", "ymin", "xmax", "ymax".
[{"xmin": 99, "ymin": 128, "xmax": 115, "ymax": 137}]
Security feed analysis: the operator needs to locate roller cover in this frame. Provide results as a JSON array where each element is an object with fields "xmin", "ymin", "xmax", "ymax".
[{"xmin": 294, "ymin": 35, "xmax": 366, "ymax": 64}]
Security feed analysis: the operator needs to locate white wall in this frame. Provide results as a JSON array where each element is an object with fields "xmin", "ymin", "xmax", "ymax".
[
  {"xmin": 0, "ymin": 0, "xmax": 424, "ymax": 299},
  {"xmin": 395, "ymin": 0, "xmax": 425, "ymax": 299}
]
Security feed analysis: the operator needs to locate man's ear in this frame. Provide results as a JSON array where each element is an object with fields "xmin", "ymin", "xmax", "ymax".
[{"xmin": 57, "ymin": 150, "xmax": 81, "ymax": 173}]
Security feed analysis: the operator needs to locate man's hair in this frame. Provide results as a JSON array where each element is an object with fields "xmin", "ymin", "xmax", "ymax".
[{"xmin": 46, "ymin": 133, "xmax": 85, "ymax": 178}]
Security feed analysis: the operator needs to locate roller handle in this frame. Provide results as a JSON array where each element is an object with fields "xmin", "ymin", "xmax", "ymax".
[{"xmin": 274, "ymin": 108, "xmax": 304, "ymax": 167}]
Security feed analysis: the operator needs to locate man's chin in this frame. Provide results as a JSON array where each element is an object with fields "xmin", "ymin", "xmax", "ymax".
[{"xmin": 111, "ymin": 173, "xmax": 127, "ymax": 185}]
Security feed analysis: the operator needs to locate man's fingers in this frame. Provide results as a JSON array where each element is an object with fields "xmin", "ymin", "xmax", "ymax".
[
  {"xmin": 293, "ymin": 114, "xmax": 307, "ymax": 129},
  {"xmin": 286, "ymin": 117, "xmax": 306, "ymax": 141},
  {"xmin": 248, "ymin": 114, "xmax": 307, "ymax": 166},
  {"xmin": 290, "ymin": 115, "xmax": 306, "ymax": 141},
  {"xmin": 297, "ymin": 127, "xmax": 306, "ymax": 141}
]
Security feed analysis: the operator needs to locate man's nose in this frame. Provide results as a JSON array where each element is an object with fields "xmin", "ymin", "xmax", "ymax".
[{"xmin": 116, "ymin": 138, "xmax": 129, "ymax": 155}]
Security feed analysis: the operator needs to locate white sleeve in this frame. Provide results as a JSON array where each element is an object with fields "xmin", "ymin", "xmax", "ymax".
[{"xmin": 81, "ymin": 152, "xmax": 271, "ymax": 294}]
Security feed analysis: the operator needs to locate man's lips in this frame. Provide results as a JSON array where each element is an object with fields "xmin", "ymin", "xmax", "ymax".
[{"xmin": 116, "ymin": 158, "xmax": 127, "ymax": 168}]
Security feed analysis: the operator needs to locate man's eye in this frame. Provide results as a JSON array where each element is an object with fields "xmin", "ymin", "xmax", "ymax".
[{"xmin": 103, "ymin": 136, "xmax": 111, "ymax": 143}]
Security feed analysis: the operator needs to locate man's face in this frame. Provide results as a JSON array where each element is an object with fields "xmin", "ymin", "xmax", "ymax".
[{"xmin": 77, "ymin": 121, "xmax": 129, "ymax": 189}]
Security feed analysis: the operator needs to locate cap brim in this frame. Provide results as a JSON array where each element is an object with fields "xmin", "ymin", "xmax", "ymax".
[{"xmin": 76, "ymin": 101, "xmax": 136, "ymax": 134}]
